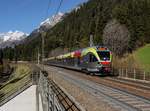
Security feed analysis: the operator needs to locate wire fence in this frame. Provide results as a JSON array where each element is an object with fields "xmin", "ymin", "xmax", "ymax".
[
  {"xmin": 112, "ymin": 67, "xmax": 150, "ymax": 82},
  {"xmin": 38, "ymin": 71, "xmax": 64, "ymax": 111},
  {"xmin": 49, "ymin": 79, "xmax": 82, "ymax": 111},
  {"xmin": 0, "ymin": 73, "xmax": 32, "ymax": 106},
  {"xmin": 38, "ymin": 71, "xmax": 84, "ymax": 111},
  {"xmin": 0, "ymin": 69, "xmax": 84, "ymax": 111}
]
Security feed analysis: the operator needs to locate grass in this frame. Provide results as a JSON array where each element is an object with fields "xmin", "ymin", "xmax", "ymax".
[
  {"xmin": 134, "ymin": 44, "xmax": 150, "ymax": 72},
  {"xmin": 112, "ymin": 44, "xmax": 150, "ymax": 72},
  {"xmin": 0, "ymin": 64, "xmax": 32, "ymax": 101}
]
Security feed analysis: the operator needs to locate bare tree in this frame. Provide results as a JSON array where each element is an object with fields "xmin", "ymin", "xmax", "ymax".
[
  {"xmin": 49, "ymin": 47, "xmax": 69, "ymax": 57},
  {"xmin": 103, "ymin": 19, "xmax": 130, "ymax": 56}
]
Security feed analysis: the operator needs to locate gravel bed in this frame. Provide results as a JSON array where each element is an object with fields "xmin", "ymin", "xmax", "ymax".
[{"xmin": 45, "ymin": 66, "xmax": 119, "ymax": 111}]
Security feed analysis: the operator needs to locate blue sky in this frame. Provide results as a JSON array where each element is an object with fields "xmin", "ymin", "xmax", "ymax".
[{"xmin": 0, "ymin": 0, "xmax": 87, "ymax": 34}]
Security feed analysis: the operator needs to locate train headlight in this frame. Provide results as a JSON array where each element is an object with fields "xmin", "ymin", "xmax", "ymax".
[{"xmin": 97, "ymin": 63, "xmax": 102, "ymax": 67}]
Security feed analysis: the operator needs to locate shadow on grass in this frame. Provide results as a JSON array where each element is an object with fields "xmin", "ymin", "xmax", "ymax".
[
  {"xmin": 9, "ymin": 78, "xmax": 22, "ymax": 84},
  {"xmin": 0, "ymin": 92, "xmax": 5, "ymax": 101}
]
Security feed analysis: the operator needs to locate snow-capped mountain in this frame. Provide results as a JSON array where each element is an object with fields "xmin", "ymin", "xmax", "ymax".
[
  {"xmin": 40, "ymin": 12, "xmax": 64, "ymax": 28},
  {"xmin": 29, "ymin": 12, "xmax": 64, "ymax": 39},
  {"xmin": 0, "ymin": 31, "xmax": 28, "ymax": 41},
  {"xmin": 0, "ymin": 30, "xmax": 28, "ymax": 48}
]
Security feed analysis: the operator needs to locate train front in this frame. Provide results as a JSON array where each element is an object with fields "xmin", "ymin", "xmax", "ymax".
[{"xmin": 96, "ymin": 47, "xmax": 112, "ymax": 74}]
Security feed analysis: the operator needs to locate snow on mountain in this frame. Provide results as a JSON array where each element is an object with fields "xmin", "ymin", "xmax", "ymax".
[
  {"xmin": 29, "ymin": 12, "xmax": 64, "ymax": 38},
  {"xmin": 0, "ymin": 30, "xmax": 28, "ymax": 42},
  {"xmin": 0, "ymin": 30, "xmax": 28, "ymax": 48},
  {"xmin": 40, "ymin": 12, "xmax": 64, "ymax": 27}
]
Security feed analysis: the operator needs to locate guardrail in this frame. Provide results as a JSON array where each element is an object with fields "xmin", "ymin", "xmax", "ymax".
[
  {"xmin": 112, "ymin": 68, "xmax": 150, "ymax": 82},
  {"xmin": 38, "ymin": 71, "xmax": 84, "ymax": 111},
  {"xmin": 49, "ymin": 80, "xmax": 82, "ymax": 111},
  {"xmin": 38, "ymin": 71, "xmax": 63, "ymax": 111}
]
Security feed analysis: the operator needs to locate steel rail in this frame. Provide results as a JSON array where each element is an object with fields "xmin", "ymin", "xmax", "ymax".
[{"xmin": 57, "ymin": 70, "xmax": 150, "ymax": 111}]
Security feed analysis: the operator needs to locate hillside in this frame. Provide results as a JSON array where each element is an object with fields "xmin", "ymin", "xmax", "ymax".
[
  {"xmin": 112, "ymin": 44, "xmax": 150, "ymax": 72},
  {"xmin": 2, "ymin": 0, "xmax": 150, "ymax": 61},
  {"xmin": 134, "ymin": 44, "xmax": 150, "ymax": 72}
]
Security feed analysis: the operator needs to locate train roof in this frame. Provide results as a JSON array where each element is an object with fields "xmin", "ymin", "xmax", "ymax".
[{"xmin": 54, "ymin": 46, "xmax": 111, "ymax": 59}]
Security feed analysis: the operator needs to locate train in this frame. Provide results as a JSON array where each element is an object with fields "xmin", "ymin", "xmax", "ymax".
[{"xmin": 44, "ymin": 46, "xmax": 112, "ymax": 75}]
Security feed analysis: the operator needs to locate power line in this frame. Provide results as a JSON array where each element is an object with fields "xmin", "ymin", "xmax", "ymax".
[
  {"xmin": 45, "ymin": 0, "xmax": 52, "ymax": 20},
  {"xmin": 55, "ymin": 0, "xmax": 63, "ymax": 15},
  {"xmin": 40, "ymin": 0, "xmax": 51, "ymax": 67},
  {"xmin": 41, "ymin": 0, "xmax": 64, "ymax": 63},
  {"xmin": 44, "ymin": 0, "xmax": 64, "ymax": 22},
  {"xmin": 52, "ymin": 0, "xmax": 63, "ymax": 21}
]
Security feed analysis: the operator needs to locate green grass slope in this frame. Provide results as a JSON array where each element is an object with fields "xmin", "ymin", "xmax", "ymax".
[
  {"xmin": 0, "ymin": 64, "xmax": 32, "ymax": 103},
  {"xmin": 134, "ymin": 44, "xmax": 150, "ymax": 72}
]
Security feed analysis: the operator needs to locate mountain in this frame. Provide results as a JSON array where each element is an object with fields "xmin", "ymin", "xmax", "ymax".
[
  {"xmin": 40, "ymin": 12, "xmax": 64, "ymax": 28},
  {"xmin": 26, "ymin": 12, "xmax": 64, "ymax": 43},
  {"xmin": 0, "ymin": 12, "xmax": 64, "ymax": 48},
  {"xmin": 31, "ymin": 12, "xmax": 64, "ymax": 35},
  {"xmin": 0, "ymin": 31, "xmax": 28, "ymax": 48}
]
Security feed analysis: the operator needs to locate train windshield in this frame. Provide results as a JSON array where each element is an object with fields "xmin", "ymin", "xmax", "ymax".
[{"xmin": 97, "ymin": 51, "xmax": 110, "ymax": 61}]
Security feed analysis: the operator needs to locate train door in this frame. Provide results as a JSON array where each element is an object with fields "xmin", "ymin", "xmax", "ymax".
[
  {"xmin": 74, "ymin": 57, "xmax": 80, "ymax": 67},
  {"xmin": 80, "ymin": 54, "xmax": 90, "ymax": 70},
  {"xmin": 87, "ymin": 53, "xmax": 98, "ymax": 72}
]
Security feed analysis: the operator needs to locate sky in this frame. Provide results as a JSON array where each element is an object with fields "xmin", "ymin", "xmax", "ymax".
[{"xmin": 0, "ymin": 0, "xmax": 87, "ymax": 34}]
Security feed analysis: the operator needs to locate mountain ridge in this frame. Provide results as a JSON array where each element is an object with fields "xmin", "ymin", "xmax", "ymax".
[
  {"xmin": 0, "ymin": 31, "xmax": 28, "ymax": 48},
  {"xmin": 0, "ymin": 12, "xmax": 64, "ymax": 48}
]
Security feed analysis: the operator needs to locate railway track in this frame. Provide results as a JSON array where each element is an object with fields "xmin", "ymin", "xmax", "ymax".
[
  {"xmin": 89, "ymin": 76, "xmax": 150, "ymax": 100},
  {"xmin": 57, "ymin": 66, "xmax": 150, "ymax": 100},
  {"xmin": 104, "ymin": 77, "xmax": 150, "ymax": 91},
  {"xmin": 57, "ymin": 70, "xmax": 150, "ymax": 111},
  {"xmin": 44, "ymin": 65, "xmax": 150, "ymax": 111}
]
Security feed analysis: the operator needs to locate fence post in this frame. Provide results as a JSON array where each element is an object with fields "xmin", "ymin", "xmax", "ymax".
[
  {"xmin": 119, "ymin": 68, "xmax": 121, "ymax": 77},
  {"xmin": 134, "ymin": 69, "xmax": 136, "ymax": 80},
  {"xmin": 31, "ymin": 73, "xmax": 33, "ymax": 84},
  {"xmin": 36, "ymin": 85, "xmax": 39, "ymax": 111},
  {"xmin": 52, "ymin": 92, "xmax": 54, "ymax": 111},
  {"xmin": 122, "ymin": 68, "xmax": 124, "ymax": 77},
  {"xmin": 143, "ymin": 71, "xmax": 146, "ymax": 81},
  {"xmin": 126, "ymin": 68, "xmax": 128, "ymax": 78},
  {"xmin": 48, "ymin": 80, "xmax": 50, "ymax": 111}
]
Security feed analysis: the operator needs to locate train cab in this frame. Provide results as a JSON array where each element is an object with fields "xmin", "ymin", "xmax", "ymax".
[
  {"xmin": 80, "ymin": 46, "xmax": 112, "ymax": 74},
  {"xmin": 96, "ymin": 47, "xmax": 112, "ymax": 73}
]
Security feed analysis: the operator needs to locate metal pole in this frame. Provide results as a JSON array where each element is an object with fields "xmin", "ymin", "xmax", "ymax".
[
  {"xmin": 89, "ymin": 34, "xmax": 94, "ymax": 47},
  {"xmin": 119, "ymin": 69, "xmax": 121, "ymax": 77},
  {"xmin": 38, "ymin": 48, "xmax": 40, "ymax": 65},
  {"xmin": 134, "ymin": 69, "xmax": 136, "ymax": 80},
  {"xmin": 126, "ymin": 68, "xmax": 127, "ymax": 78},
  {"xmin": 47, "ymin": 80, "xmax": 50, "ymax": 111},
  {"xmin": 122, "ymin": 68, "xmax": 124, "ymax": 77},
  {"xmin": 36, "ymin": 86, "xmax": 39, "ymax": 111},
  {"xmin": 143, "ymin": 71, "xmax": 146, "ymax": 81},
  {"xmin": 41, "ymin": 32, "xmax": 46, "ymax": 70},
  {"xmin": 52, "ymin": 91, "xmax": 54, "ymax": 111}
]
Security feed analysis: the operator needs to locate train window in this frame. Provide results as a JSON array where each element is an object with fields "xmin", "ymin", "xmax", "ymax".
[
  {"xmin": 77, "ymin": 57, "xmax": 80, "ymax": 64},
  {"xmin": 97, "ymin": 51, "xmax": 110, "ymax": 61},
  {"xmin": 83, "ymin": 55, "xmax": 89, "ymax": 62},
  {"xmin": 89, "ymin": 54, "xmax": 98, "ymax": 62},
  {"xmin": 92, "ymin": 55, "xmax": 98, "ymax": 62}
]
